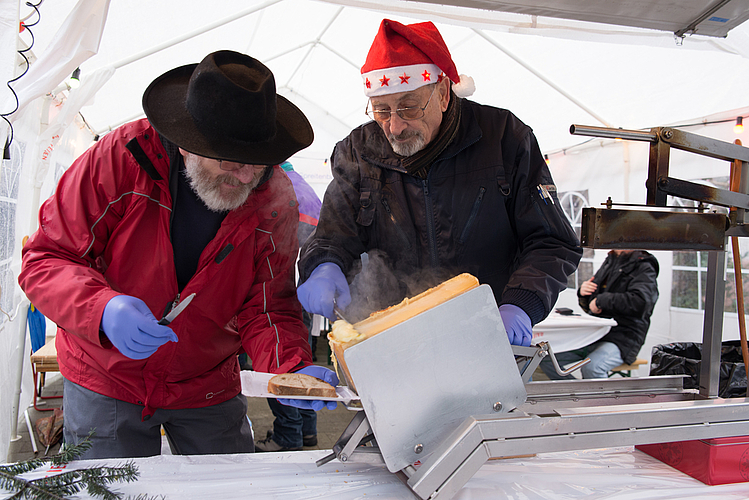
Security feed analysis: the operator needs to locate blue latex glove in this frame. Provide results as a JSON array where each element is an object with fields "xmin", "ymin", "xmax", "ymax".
[
  {"xmin": 499, "ymin": 304, "xmax": 533, "ymax": 347},
  {"xmin": 278, "ymin": 365, "xmax": 340, "ymax": 411},
  {"xmin": 297, "ymin": 262, "xmax": 351, "ymax": 321},
  {"xmin": 101, "ymin": 295, "xmax": 179, "ymax": 360}
]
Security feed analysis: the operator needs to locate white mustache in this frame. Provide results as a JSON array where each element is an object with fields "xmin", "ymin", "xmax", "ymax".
[{"xmin": 392, "ymin": 131, "xmax": 420, "ymax": 141}]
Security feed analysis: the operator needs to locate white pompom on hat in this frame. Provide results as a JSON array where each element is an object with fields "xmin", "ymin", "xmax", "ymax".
[
  {"xmin": 452, "ymin": 74, "xmax": 475, "ymax": 98},
  {"xmin": 361, "ymin": 19, "xmax": 475, "ymax": 98}
]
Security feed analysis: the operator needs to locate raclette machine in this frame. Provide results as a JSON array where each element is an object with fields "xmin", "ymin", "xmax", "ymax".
[{"xmin": 317, "ymin": 127, "xmax": 749, "ymax": 500}]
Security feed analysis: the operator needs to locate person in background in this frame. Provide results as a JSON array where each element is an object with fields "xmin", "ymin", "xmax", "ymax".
[
  {"xmin": 19, "ymin": 51, "xmax": 337, "ymax": 460},
  {"xmin": 255, "ymin": 161, "xmax": 323, "ymax": 452},
  {"xmin": 540, "ymin": 249, "xmax": 659, "ymax": 379},
  {"xmin": 297, "ymin": 19, "xmax": 582, "ymax": 344}
]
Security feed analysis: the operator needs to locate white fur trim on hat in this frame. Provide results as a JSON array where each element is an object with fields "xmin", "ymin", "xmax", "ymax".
[
  {"xmin": 452, "ymin": 74, "xmax": 475, "ymax": 98},
  {"xmin": 362, "ymin": 63, "xmax": 442, "ymax": 98}
]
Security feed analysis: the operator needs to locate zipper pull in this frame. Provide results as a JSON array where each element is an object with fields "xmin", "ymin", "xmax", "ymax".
[{"xmin": 382, "ymin": 198, "xmax": 391, "ymax": 213}]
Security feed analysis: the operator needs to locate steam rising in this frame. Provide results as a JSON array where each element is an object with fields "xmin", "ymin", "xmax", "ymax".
[{"xmin": 345, "ymin": 250, "xmax": 463, "ymax": 323}]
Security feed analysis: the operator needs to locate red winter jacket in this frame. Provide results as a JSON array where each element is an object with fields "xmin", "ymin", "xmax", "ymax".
[{"xmin": 19, "ymin": 119, "xmax": 312, "ymax": 417}]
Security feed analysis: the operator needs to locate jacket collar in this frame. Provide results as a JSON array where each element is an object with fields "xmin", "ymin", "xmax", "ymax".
[{"xmin": 360, "ymin": 98, "xmax": 482, "ymax": 173}]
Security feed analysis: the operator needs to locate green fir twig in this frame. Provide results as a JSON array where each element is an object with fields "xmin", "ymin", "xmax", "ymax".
[{"xmin": 0, "ymin": 431, "xmax": 165, "ymax": 500}]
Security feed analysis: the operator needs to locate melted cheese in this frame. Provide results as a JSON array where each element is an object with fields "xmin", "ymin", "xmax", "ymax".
[
  {"xmin": 329, "ymin": 319, "xmax": 362, "ymax": 379},
  {"xmin": 329, "ymin": 319, "xmax": 363, "ymax": 344}
]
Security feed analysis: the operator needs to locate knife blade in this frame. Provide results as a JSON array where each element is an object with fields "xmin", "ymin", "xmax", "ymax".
[
  {"xmin": 158, "ymin": 293, "xmax": 196, "ymax": 325},
  {"xmin": 332, "ymin": 297, "xmax": 352, "ymax": 324}
]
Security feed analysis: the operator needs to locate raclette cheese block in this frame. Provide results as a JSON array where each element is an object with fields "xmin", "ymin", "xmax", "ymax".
[{"xmin": 329, "ymin": 273, "xmax": 479, "ymax": 391}]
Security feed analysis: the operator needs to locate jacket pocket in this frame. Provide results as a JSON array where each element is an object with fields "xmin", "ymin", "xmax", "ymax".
[
  {"xmin": 381, "ymin": 198, "xmax": 412, "ymax": 249},
  {"xmin": 528, "ymin": 181, "xmax": 576, "ymax": 239},
  {"xmin": 459, "ymin": 186, "xmax": 486, "ymax": 244}
]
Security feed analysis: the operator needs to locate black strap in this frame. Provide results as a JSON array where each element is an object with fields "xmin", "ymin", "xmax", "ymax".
[
  {"xmin": 126, "ymin": 137, "xmax": 163, "ymax": 181},
  {"xmin": 215, "ymin": 244, "xmax": 234, "ymax": 264},
  {"xmin": 497, "ymin": 171, "xmax": 510, "ymax": 196}
]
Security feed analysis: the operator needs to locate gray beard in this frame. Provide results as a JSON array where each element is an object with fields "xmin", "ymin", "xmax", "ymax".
[
  {"xmin": 183, "ymin": 155, "xmax": 262, "ymax": 212},
  {"xmin": 388, "ymin": 130, "xmax": 427, "ymax": 156}
]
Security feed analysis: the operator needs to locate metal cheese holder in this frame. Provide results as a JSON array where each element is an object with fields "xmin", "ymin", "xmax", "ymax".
[{"xmin": 318, "ymin": 125, "xmax": 749, "ymax": 500}]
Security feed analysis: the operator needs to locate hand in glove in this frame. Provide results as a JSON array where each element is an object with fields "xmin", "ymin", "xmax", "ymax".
[
  {"xmin": 499, "ymin": 304, "xmax": 533, "ymax": 347},
  {"xmin": 101, "ymin": 295, "xmax": 178, "ymax": 360},
  {"xmin": 278, "ymin": 365, "xmax": 340, "ymax": 411},
  {"xmin": 297, "ymin": 262, "xmax": 351, "ymax": 321}
]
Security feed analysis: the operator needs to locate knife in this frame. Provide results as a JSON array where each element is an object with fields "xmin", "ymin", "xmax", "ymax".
[
  {"xmin": 158, "ymin": 293, "xmax": 196, "ymax": 325},
  {"xmin": 332, "ymin": 297, "xmax": 352, "ymax": 324}
]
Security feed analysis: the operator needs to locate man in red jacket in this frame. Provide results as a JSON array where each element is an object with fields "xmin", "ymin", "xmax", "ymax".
[{"xmin": 19, "ymin": 51, "xmax": 338, "ymax": 459}]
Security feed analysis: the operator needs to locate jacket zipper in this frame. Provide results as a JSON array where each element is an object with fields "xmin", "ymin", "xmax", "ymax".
[
  {"xmin": 422, "ymin": 180, "xmax": 439, "ymax": 268},
  {"xmin": 459, "ymin": 187, "xmax": 486, "ymax": 244},
  {"xmin": 381, "ymin": 198, "xmax": 412, "ymax": 249}
]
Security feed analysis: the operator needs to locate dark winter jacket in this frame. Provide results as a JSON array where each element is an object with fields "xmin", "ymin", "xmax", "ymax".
[
  {"xmin": 299, "ymin": 98, "xmax": 582, "ymax": 324},
  {"xmin": 578, "ymin": 250, "xmax": 659, "ymax": 364}
]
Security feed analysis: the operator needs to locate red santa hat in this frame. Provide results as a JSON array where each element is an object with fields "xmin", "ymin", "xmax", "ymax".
[{"xmin": 361, "ymin": 19, "xmax": 475, "ymax": 99}]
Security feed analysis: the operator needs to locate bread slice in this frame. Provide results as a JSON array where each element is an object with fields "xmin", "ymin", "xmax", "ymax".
[
  {"xmin": 267, "ymin": 373, "xmax": 337, "ymax": 398},
  {"xmin": 329, "ymin": 273, "xmax": 480, "ymax": 390}
]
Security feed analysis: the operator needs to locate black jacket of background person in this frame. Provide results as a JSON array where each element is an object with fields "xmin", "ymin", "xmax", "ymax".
[
  {"xmin": 299, "ymin": 97, "xmax": 582, "ymax": 325},
  {"xmin": 578, "ymin": 250, "xmax": 659, "ymax": 364}
]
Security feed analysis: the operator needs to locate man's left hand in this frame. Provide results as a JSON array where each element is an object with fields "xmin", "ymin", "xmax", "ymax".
[
  {"xmin": 499, "ymin": 304, "xmax": 533, "ymax": 346},
  {"xmin": 277, "ymin": 365, "xmax": 340, "ymax": 411},
  {"xmin": 589, "ymin": 298, "xmax": 601, "ymax": 314}
]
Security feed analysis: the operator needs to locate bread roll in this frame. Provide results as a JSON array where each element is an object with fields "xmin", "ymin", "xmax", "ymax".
[{"xmin": 268, "ymin": 373, "xmax": 337, "ymax": 398}]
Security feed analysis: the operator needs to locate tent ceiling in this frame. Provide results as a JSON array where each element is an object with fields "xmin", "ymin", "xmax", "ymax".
[
  {"xmin": 8, "ymin": 0, "xmax": 749, "ymax": 168},
  {"xmin": 415, "ymin": 0, "xmax": 749, "ymax": 38}
]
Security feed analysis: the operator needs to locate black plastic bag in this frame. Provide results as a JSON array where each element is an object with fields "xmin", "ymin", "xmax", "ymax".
[{"xmin": 650, "ymin": 341, "xmax": 747, "ymax": 398}]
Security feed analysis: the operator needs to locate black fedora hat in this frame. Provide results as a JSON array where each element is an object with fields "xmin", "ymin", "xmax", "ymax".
[{"xmin": 142, "ymin": 50, "xmax": 313, "ymax": 165}]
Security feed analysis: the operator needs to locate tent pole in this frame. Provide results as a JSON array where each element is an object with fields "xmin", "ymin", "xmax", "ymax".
[
  {"xmin": 109, "ymin": 0, "xmax": 285, "ymax": 70},
  {"xmin": 473, "ymin": 28, "xmax": 612, "ymax": 128},
  {"xmin": 8, "ymin": 299, "xmax": 29, "ymax": 454},
  {"xmin": 283, "ymin": 6, "xmax": 345, "ymax": 88}
]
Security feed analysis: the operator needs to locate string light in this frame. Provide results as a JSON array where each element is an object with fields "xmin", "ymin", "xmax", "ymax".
[
  {"xmin": 735, "ymin": 116, "xmax": 744, "ymax": 134},
  {"xmin": 68, "ymin": 67, "xmax": 81, "ymax": 89}
]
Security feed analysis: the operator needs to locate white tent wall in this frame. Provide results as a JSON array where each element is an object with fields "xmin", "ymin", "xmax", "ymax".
[
  {"xmin": 0, "ymin": 0, "xmax": 20, "ymax": 465},
  {"xmin": 0, "ymin": 85, "xmax": 95, "ymax": 460},
  {"xmin": 3, "ymin": 0, "xmax": 749, "ymax": 460}
]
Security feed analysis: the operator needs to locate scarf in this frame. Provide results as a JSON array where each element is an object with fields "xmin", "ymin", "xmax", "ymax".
[{"xmin": 400, "ymin": 90, "xmax": 461, "ymax": 180}]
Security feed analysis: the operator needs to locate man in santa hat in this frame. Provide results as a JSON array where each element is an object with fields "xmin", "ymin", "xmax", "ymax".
[{"xmin": 297, "ymin": 19, "xmax": 582, "ymax": 346}]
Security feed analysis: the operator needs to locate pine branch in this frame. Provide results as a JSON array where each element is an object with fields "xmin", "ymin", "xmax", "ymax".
[
  {"xmin": 50, "ymin": 431, "xmax": 94, "ymax": 465},
  {"xmin": 0, "ymin": 432, "xmax": 162, "ymax": 500}
]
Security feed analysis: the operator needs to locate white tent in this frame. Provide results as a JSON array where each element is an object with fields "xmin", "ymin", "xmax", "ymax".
[{"xmin": 2, "ymin": 0, "xmax": 749, "ymax": 461}]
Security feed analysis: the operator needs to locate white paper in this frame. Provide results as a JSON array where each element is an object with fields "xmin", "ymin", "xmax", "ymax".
[{"xmin": 240, "ymin": 371, "xmax": 359, "ymax": 402}]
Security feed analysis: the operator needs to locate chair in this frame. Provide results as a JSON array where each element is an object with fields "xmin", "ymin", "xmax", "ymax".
[
  {"xmin": 609, "ymin": 358, "xmax": 648, "ymax": 377},
  {"xmin": 29, "ymin": 339, "xmax": 61, "ymax": 412}
]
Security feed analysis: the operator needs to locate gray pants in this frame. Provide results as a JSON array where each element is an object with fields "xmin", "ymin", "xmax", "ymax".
[{"xmin": 63, "ymin": 378, "xmax": 254, "ymax": 459}]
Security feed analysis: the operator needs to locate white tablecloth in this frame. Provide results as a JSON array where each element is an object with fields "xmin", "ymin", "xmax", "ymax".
[
  {"xmin": 11, "ymin": 447, "xmax": 749, "ymax": 499},
  {"xmin": 532, "ymin": 313, "xmax": 617, "ymax": 353}
]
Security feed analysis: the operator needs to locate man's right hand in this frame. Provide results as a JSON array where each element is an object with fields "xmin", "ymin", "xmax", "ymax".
[
  {"xmin": 101, "ymin": 295, "xmax": 178, "ymax": 360},
  {"xmin": 297, "ymin": 262, "xmax": 351, "ymax": 321},
  {"xmin": 580, "ymin": 277, "xmax": 597, "ymax": 296}
]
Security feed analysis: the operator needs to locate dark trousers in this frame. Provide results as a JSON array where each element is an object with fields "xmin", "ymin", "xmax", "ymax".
[
  {"xmin": 267, "ymin": 398, "xmax": 317, "ymax": 448},
  {"xmin": 63, "ymin": 378, "xmax": 254, "ymax": 459},
  {"xmin": 266, "ymin": 309, "xmax": 317, "ymax": 447}
]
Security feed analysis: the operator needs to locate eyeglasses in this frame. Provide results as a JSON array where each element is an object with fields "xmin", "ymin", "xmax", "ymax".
[
  {"xmin": 218, "ymin": 160, "xmax": 265, "ymax": 172},
  {"xmin": 365, "ymin": 85, "xmax": 437, "ymax": 124}
]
